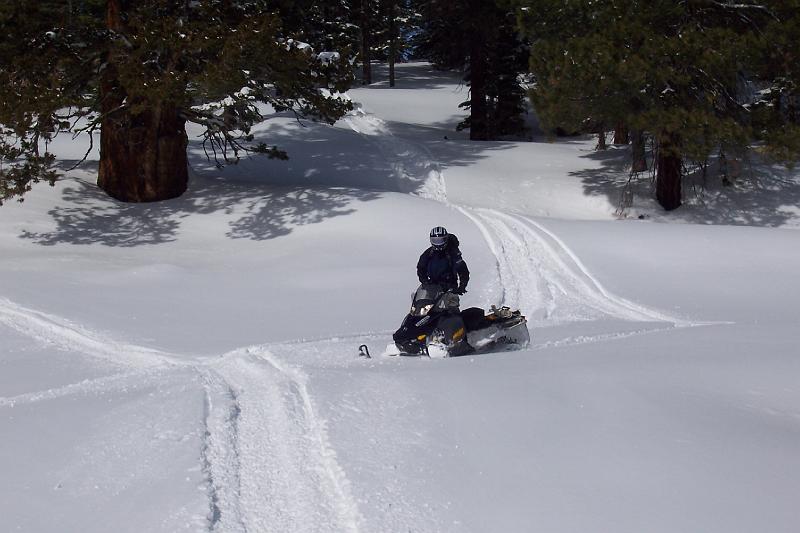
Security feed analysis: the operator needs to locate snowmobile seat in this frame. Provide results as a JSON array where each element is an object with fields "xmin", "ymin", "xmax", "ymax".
[{"xmin": 461, "ymin": 307, "xmax": 489, "ymax": 331}]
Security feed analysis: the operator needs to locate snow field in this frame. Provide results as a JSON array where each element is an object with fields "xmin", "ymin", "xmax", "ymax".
[{"xmin": 1, "ymin": 62, "xmax": 799, "ymax": 532}]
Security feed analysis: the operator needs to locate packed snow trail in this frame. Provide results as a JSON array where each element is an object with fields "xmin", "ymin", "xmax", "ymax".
[
  {"xmin": 203, "ymin": 347, "xmax": 364, "ymax": 533},
  {"xmin": 0, "ymin": 297, "xmax": 363, "ymax": 533},
  {"xmin": 200, "ymin": 368, "xmax": 246, "ymax": 533},
  {"xmin": 0, "ymin": 297, "xmax": 179, "ymax": 368},
  {"xmin": 0, "ymin": 368, "xmax": 173, "ymax": 408},
  {"xmin": 344, "ymin": 107, "xmax": 689, "ymax": 328},
  {"xmin": 457, "ymin": 208, "xmax": 691, "ymax": 326}
]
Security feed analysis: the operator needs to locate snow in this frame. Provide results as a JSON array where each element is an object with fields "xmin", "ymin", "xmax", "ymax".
[
  {"xmin": 318, "ymin": 51, "xmax": 341, "ymax": 65},
  {"xmin": 2, "ymin": 62, "xmax": 800, "ymax": 532}
]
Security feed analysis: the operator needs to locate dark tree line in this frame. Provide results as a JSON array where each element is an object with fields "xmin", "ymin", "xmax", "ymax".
[
  {"xmin": 0, "ymin": 0, "xmax": 534, "ymax": 205},
  {"xmin": 414, "ymin": 0, "xmax": 529, "ymax": 140},
  {"xmin": 515, "ymin": 0, "xmax": 800, "ymax": 211},
  {"xmin": 353, "ymin": 0, "xmax": 800, "ymax": 211},
  {"xmin": 2, "ymin": 0, "xmax": 798, "ymax": 212}
]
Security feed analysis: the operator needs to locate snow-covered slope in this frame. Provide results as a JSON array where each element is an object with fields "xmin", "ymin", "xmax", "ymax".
[{"xmin": 1, "ymin": 62, "xmax": 799, "ymax": 533}]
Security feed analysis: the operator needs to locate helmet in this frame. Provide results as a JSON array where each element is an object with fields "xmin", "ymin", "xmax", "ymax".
[{"xmin": 429, "ymin": 226, "xmax": 448, "ymax": 249}]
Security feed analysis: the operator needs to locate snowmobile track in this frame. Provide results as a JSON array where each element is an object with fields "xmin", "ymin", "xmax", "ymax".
[
  {"xmin": 203, "ymin": 347, "xmax": 363, "ymax": 533},
  {"xmin": 200, "ymin": 367, "xmax": 246, "ymax": 533},
  {"xmin": 0, "ymin": 368, "xmax": 173, "ymax": 408},
  {"xmin": 505, "ymin": 212, "xmax": 688, "ymax": 323},
  {"xmin": 0, "ymin": 296, "xmax": 363, "ymax": 533},
  {"xmin": 0, "ymin": 297, "xmax": 180, "ymax": 369},
  {"xmin": 341, "ymin": 105, "xmax": 687, "ymax": 327},
  {"xmin": 343, "ymin": 105, "xmax": 700, "ymax": 353},
  {"xmin": 456, "ymin": 207, "xmax": 689, "ymax": 326}
]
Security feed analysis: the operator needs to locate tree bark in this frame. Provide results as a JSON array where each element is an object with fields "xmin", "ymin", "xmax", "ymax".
[
  {"xmin": 656, "ymin": 135, "xmax": 682, "ymax": 211},
  {"xmin": 98, "ymin": 102, "xmax": 188, "ymax": 203},
  {"xmin": 360, "ymin": 0, "xmax": 372, "ymax": 85},
  {"xmin": 631, "ymin": 130, "xmax": 647, "ymax": 172},
  {"xmin": 97, "ymin": 0, "xmax": 188, "ymax": 202},
  {"xmin": 388, "ymin": 1, "xmax": 397, "ymax": 88},
  {"xmin": 613, "ymin": 122, "xmax": 628, "ymax": 144},
  {"xmin": 468, "ymin": 29, "xmax": 488, "ymax": 140},
  {"xmin": 597, "ymin": 125, "xmax": 607, "ymax": 149}
]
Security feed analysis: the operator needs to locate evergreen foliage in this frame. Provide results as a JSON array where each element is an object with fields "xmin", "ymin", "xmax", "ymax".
[
  {"xmin": 515, "ymin": 0, "xmax": 800, "ymax": 210},
  {"xmin": 414, "ymin": 0, "xmax": 529, "ymax": 139},
  {"xmin": 376, "ymin": 2, "xmax": 418, "ymax": 64},
  {"xmin": 750, "ymin": 0, "xmax": 800, "ymax": 163},
  {"xmin": 347, "ymin": 0, "xmax": 417, "ymax": 86},
  {"xmin": 0, "ymin": 0, "xmax": 354, "ymax": 204}
]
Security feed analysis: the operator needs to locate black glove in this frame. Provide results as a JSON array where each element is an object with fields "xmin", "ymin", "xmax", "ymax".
[{"xmin": 454, "ymin": 287, "xmax": 467, "ymax": 295}]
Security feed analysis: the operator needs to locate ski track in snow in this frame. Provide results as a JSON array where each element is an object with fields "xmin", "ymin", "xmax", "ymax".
[
  {"xmin": 198, "ymin": 367, "xmax": 246, "ymax": 533},
  {"xmin": 0, "ymin": 295, "xmax": 363, "ymax": 533},
  {"xmin": 202, "ymin": 347, "xmax": 363, "ymax": 533},
  {"xmin": 531, "ymin": 324, "xmax": 696, "ymax": 351},
  {"xmin": 457, "ymin": 207, "xmax": 692, "ymax": 326},
  {"xmin": 0, "ymin": 297, "xmax": 179, "ymax": 369},
  {"xmin": 343, "ymin": 104, "xmax": 696, "ymax": 333},
  {"xmin": 0, "ymin": 369, "xmax": 172, "ymax": 408}
]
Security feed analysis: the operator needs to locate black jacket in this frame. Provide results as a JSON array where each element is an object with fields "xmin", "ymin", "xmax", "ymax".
[{"xmin": 416, "ymin": 234, "xmax": 469, "ymax": 291}]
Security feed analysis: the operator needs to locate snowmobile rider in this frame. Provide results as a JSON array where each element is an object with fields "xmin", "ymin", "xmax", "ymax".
[{"xmin": 417, "ymin": 226, "xmax": 470, "ymax": 295}]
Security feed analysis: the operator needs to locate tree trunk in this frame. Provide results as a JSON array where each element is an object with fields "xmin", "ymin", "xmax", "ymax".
[
  {"xmin": 656, "ymin": 135, "xmax": 682, "ymax": 211},
  {"xmin": 597, "ymin": 126, "xmax": 607, "ymax": 149},
  {"xmin": 468, "ymin": 30, "xmax": 488, "ymax": 140},
  {"xmin": 98, "ymin": 0, "xmax": 188, "ymax": 202},
  {"xmin": 360, "ymin": 0, "xmax": 372, "ymax": 85},
  {"xmin": 613, "ymin": 121, "xmax": 628, "ymax": 144},
  {"xmin": 98, "ymin": 102, "xmax": 188, "ymax": 203},
  {"xmin": 388, "ymin": 2, "xmax": 397, "ymax": 88},
  {"xmin": 631, "ymin": 130, "xmax": 647, "ymax": 172}
]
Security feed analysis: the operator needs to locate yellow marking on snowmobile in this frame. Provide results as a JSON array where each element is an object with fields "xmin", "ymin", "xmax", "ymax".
[
  {"xmin": 453, "ymin": 327, "xmax": 465, "ymax": 341},
  {"xmin": 417, "ymin": 334, "xmax": 427, "ymax": 341}
]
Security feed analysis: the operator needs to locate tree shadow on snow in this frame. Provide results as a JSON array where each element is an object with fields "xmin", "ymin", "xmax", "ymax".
[
  {"xmin": 221, "ymin": 182, "xmax": 373, "ymax": 241},
  {"xmin": 20, "ymin": 160, "xmax": 380, "ymax": 246},
  {"xmin": 20, "ymin": 95, "xmax": 546, "ymax": 247},
  {"xmin": 573, "ymin": 146, "xmax": 800, "ymax": 227},
  {"xmin": 189, "ymin": 118, "xmax": 410, "ymax": 193},
  {"xmin": 358, "ymin": 62, "xmax": 465, "ymax": 91},
  {"xmin": 191, "ymin": 113, "xmax": 520, "ymax": 203},
  {"xmin": 380, "ymin": 119, "xmax": 519, "ymax": 168},
  {"xmin": 19, "ymin": 178, "xmax": 183, "ymax": 247}
]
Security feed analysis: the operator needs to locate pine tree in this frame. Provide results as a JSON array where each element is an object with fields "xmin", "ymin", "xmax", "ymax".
[
  {"xmin": 384, "ymin": 0, "xmax": 401, "ymax": 87},
  {"xmin": 279, "ymin": 0, "xmax": 359, "ymax": 56},
  {"xmin": 517, "ymin": 0, "xmax": 775, "ymax": 211},
  {"xmin": 345, "ymin": 0, "xmax": 416, "ymax": 87},
  {"xmin": 0, "ymin": 0, "xmax": 354, "ymax": 205},
  {"xmin": 375, "ymin": 0, "xmax": 417, "ymax": 87},
  {"xmin": 415, "ymin": 0, "xmax": 529, "ymax": 140},
  {"xmin": 750, "ymin": 0, "xmax": 800, "ymax": 162},
  {"xmin": 482, "ymin": 7, "xmax": 531, "ymax": 138}
]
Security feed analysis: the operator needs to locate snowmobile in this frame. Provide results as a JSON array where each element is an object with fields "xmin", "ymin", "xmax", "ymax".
[{"xmin": 391, "ymin": 283, "xmax": 530, "ymax": 358}]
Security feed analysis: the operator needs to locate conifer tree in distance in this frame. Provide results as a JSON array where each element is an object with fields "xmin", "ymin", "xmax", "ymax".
[
  {"xmin": 517, "ymin": 0, "xmax": 787, "ymax": 211},
  {"xmin": 415, "ymin": 0, "xmax": 529, "ymax": 140}
]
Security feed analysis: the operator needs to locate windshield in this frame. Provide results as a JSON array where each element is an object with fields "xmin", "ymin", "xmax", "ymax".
[{"xmin": 413, "ymin": 283, "xmax": 444, "ymax": 303}]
